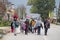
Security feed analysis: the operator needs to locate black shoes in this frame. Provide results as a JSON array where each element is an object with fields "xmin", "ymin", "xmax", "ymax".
[
  {"xmin": 45, "ymin": 33, "xmax": 47, "ymax": 36},
  {"xmin": 14, "ymin": 34, "xmax": 17, "ymax": 36}
]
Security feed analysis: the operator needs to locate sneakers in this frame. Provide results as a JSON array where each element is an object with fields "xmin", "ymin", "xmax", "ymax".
[
  {"xmin": 14, "ymin": 34, "xmax": 17, "ymax": 36},
  {"xmin": 45, "ymin": 34, "xmax": 47, "ymax": 36}
]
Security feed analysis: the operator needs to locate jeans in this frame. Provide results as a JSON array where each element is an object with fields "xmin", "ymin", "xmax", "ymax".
[
  {"xmin": 45, "ymin": 28, "xmax": 48, "ymax": 35},
  {"xmin": 32, "ymin": 27, "xmax": 34, "ymax": 33},
  {"xmin": 37, "ymin": 26, "xmax": 41, "ymax": 35},
  {"xmin": 25, "ymin": 29, "xmax": 28, "ymax": 35}
]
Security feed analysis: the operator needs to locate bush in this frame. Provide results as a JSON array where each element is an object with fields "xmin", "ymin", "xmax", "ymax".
[
  {"xmin": 0, "ymin": 16, "xmax": 2, "ymax": 21},
  {"xmin": 0, "ymin": 21, "xmax": 11, "ymax": 27}
]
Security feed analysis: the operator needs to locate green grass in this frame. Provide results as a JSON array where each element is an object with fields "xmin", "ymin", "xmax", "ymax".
[{"xmin": 0, "ymin": 21, "xmax": 11, "ymax": 27}]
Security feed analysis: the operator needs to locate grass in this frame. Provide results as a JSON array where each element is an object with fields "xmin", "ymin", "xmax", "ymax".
[{"xmin": 0, "ymin": 21, "xmax": 11, "ymax": 27}]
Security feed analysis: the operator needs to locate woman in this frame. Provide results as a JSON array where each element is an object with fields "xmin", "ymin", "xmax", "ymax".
[
  {"xmin": 12, "ymin": 17, "xmax": 19, "ymax": 36},
  {"xmin": 31, "ymin": 19, "xmax": 36, "ymax": 33}
]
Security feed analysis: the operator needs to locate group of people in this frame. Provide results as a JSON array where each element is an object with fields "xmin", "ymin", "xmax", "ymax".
[
  {"xmin": 11, "ymin": 17, "xmax": 50, "ymax": 36},
  {"xmin": 20, "ymin": 18, "xmax": 43, "ymax": 35}
]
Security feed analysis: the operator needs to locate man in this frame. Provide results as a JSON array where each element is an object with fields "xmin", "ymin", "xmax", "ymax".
[
  {"xmin": 35, "ymin": 19, "xmax": 43, "ymax": 35},
  {"xmin": 44, "ymin": 18, "xmax": 50, "ymax": 35}
]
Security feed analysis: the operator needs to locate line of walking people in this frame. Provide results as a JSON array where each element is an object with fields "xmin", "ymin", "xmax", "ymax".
[
  {"xmin": 20, "ymin": 18, "xmax": 43, "ymax": 35},
  {"xmin": 11, "ymin": 17, "xmax": 50, "ymax": 36}
]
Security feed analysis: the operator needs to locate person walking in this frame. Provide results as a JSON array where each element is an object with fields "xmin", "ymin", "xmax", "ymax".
[
  {"xmin": 19, "ymin": 18, "xmax": 24, "ymax": 33},
  {"xmin": 21, "ymin": 22, "xmax": 26, "ymax": 33},
  {"xmin": 31, "ymin": 19, "xmax": 36, "ymax": 33},
  {"xmin": 44, "ymin": 18, "xmax": 50, "ymax": 35},
  {"xmin": 35, "ymin": 19, "xmax": 43, "ymax": 35},
  {"xmin": 12, "ymin": 17, "xmax": 19, "ymax": 36},
  {"xmin": 24, "ymin": 19, "xmax": 29, "ymax": 35},
  {"xmin": 29, "ymin": 18, "xmax": 32, "ymax": 33}
]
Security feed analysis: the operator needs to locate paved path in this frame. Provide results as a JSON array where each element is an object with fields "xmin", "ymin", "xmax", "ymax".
[{"xmin": 1, "ymin": 24, "xmax": 60, "ymax": 40}]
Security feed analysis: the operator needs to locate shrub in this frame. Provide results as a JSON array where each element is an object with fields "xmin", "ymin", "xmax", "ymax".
[{"xmin": 0, "ymin": 21, "xmax": 11, "ymax": 27}]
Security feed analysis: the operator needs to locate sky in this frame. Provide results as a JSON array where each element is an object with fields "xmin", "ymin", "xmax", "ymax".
[
  {"xmin": 55, "ymin": 0, "xmax": 60, "ymax": 8},
  {"xmin": 8, "ymin": 0, "xmax": 27, "ymax": 7},
  {"xmin": 8, "ymin": 0, "xmax": 60, "ymax": 13},
  {"xmin": 8, "ymin": 0, "xmax": 31, "ymax": 13}
]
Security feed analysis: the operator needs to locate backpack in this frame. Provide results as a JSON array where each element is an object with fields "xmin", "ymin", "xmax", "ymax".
[
  {"xmin": 45, "ymin": 21, "xmax": 50, "ymax": 28},
  {"xmin": 47, "ymin": 22, "xmax": 50, "ymax": 28},
  {"xmin": 22, "ymin": 23, "xmax": 26, "ymax": 30}
]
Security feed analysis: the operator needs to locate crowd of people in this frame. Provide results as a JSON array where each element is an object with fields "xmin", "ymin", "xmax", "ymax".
[{"xmin": 11, "ymin": 16, "xmax": 50, "ymax": 36}]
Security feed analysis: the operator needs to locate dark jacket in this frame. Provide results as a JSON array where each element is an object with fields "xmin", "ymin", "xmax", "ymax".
[
  {"xmin": 25, "ymin": 21, "xmax": 29, "ymax": 30},
  {"xmin": 44, "ymin": 20, "xmax": 50, "ymax": 28}
]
